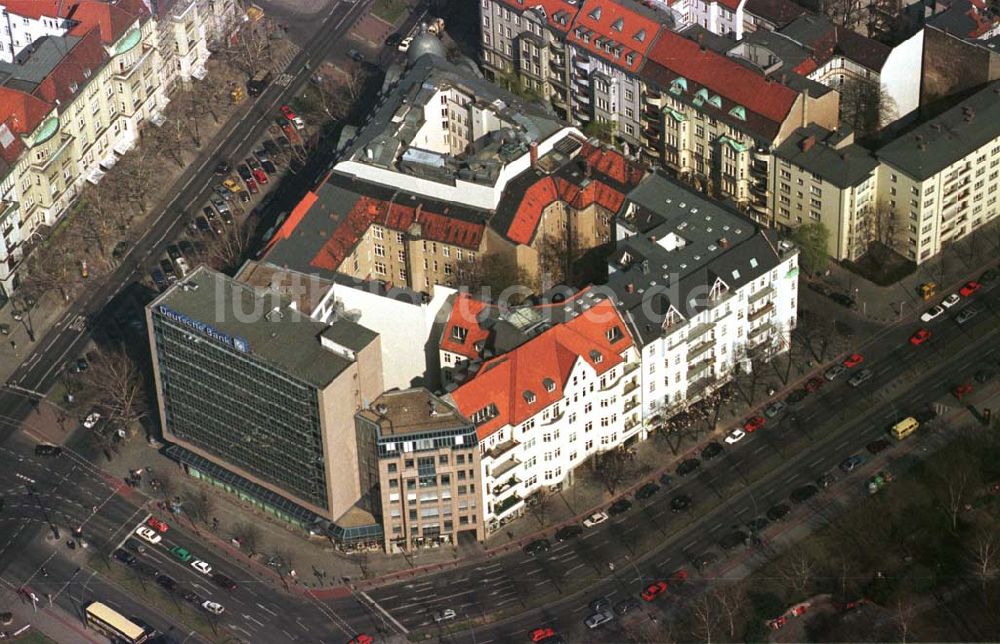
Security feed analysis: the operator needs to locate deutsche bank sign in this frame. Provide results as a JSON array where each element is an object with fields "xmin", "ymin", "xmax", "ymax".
[{"xmin": 158, "ymin": 305, "xmax": 250, "ymax": 353}]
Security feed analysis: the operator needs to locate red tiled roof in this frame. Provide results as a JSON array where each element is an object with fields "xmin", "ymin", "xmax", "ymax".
[
  {"xmin": 67, "ymin": 0, "xmax": 148, "ymax": 44},
  {"xmin": 506, "ymin": 175, "xmax": 561, "ymax": 245},
  {"xmin": 1, "ymin": 1, "xmax": 66, "ymax": 20},
  {"xmin": 308, "ymin": 195, "xmax": 485, "ymax": 273},
  {"xmin": 439, "ymin": 293, "xmax": 491, "ymax": 359},
  {"xmin": 450, "ymin": 299, "xmax": 633, "ymax": 441},
  {"xmin": 0, "ymin": 87, "xmax": 53, "ymax": 165},
  {"xmin": 578, "ymin": 141, "xmax": 646, "ymax": 186},
  {"xmin": 264, "ymin": 190, "xmax": 318, "ymax": 254},
  {"xmin": 493, "ymin": 0, "xmax": 582, "ymax": 33},
  {"xmin": 567, "ymin": 0, "xmax": 662, "ymax": 73},
  {"xmin": 717, "ymin": 0, "xmax": 744, "ymax": 11},
  {"xmin": 792, "ymin": 58, "xmax": 818, "ymax": 75},
  {"xmin": 644, "ymin": 30, "xmax": 798, "ymax": 124},
  {"xmin": 32, "ymin": 30, "xmax": 109, "ymax": 106}
]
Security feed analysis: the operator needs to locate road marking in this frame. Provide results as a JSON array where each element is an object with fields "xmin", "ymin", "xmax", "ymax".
[
  {"xmin": 243, "ymin": 614, "xmax": 265, "ymax": 627},
  {"xmin": 256, "ymin": 602, "xmax": 277, "ymax": 616},
  {"xmin": 359, "ymin": 590, "xmax": 409, "ymax": 635}
]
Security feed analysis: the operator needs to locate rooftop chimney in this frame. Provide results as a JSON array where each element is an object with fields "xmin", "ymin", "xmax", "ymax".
[
  {"xmin": 415, "ymin": 202, "xmax": 423, "ymax": 222},
  {"xmin": 698, "ymin": 33, "xmax": 705, "ymax": 50},
  {"xmin": 800, "ymin": 135, "xmax": 816, "ymax": 152},
  {"xmin": 529, "ymin": 141, "xmax": 539, "ymax": 168},
  {"xmin": 625, "ymin": 282, "xmax": 635, "ymax": 293},
  {"xmin": 718, "ymin": 237, "xmax": 729, "ymax": 248}
]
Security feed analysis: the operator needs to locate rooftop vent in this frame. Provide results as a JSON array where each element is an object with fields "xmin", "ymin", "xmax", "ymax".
[{"xmin": 718, "ymin": 237, "xmax": 729, "ymax": 247}]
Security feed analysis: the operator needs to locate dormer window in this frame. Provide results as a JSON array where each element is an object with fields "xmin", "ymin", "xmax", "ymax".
[
  {"xmin": 589, "ymin": 350, "xmax": 603, "ymax": 364},
  {"xmin": 523, "ymin": 390, "xmax": 536, "ymax": 404},
  {"xmin": 543, "ymin": 378, "xmax": 556, "ymax": 392},
  {"xmin": 451, "ymin": 325, "xmax": 469, "ymax": 342},
  {"xmin": 634, "ymin": 29, "xmax": 646, "ymax": 42},
  {"xmin": 589, "ymin": 6, "xmax": 602, "ymax": 20},
  {"xmin": 626, "ymin": 52, "xmax": 635, "ymax": 65},
  {"xmin": 611, "ymin": 17, "xmax": 624, "ymax": 31},
  {"xmin": 606, "ymin": 326, "xmax": 623, "ymax": 343}
]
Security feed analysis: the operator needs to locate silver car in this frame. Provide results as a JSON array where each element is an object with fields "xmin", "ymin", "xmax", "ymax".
[
  {"xmin": 585, "ymin": 609, "xmax": 614, "ymax": 629},
  {"xmin": 847, "ymin": 368, "xmax": 873, "ymax": 388}
]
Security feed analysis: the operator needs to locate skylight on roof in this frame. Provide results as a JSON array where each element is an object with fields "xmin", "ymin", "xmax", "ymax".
[
  {"xmin": 732, "ymin": 269, "xmax": 741, "ymax": 280},
  {"xmin": 750, "ymin": 258, "xmax": 759, "ymax": 268}
]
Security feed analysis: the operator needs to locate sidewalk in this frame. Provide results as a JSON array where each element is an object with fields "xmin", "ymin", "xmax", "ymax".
[{"xmin": 0, "ymin": 583, "xmax": 99, "ymax": 644}]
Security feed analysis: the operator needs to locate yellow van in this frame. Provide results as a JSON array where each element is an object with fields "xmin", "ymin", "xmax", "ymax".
[{"xmin": 891, "ymin": 416, "xmax": 919, "ymax": 440}]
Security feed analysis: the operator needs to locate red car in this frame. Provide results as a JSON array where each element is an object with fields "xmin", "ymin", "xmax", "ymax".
[
  {"xmin": 743, "ymin": 416, "xmax": 766, "ymax": 433},
  {"xmin": 953, "ymin": 383, "xmax": 973, "ymax": 400},
  {"xmin": 910, "ymin": 328, "xmax": 932, "ymax": 345},
  {"xmin": 641, "ymin": 580, "xmax": 668, "ymax": 601},
  {"xmin": 146, "ymin": 517, "xmax": 169, "ymax": 533},
  {"xmin": 804, "ymin": 377, "xmax": 824, "ymax": 393},
  {"xmin": 253, "ymin": 167, "xmax": 268, "ymax": 184},
  {"xmin": 279, "ymin": 104, "xmax": 297, "ymax": 120},
  {"xmin": 245, "ymin": 177, "xmax": 259, "ymax": 194},
  {"xmin": 842, "ymin": 353, "xmax": 864, "ymax": 368},
  {"xmin": 530, "ymin": 628, "xmax": 555, "ymax": 642},
  {"xmin": 959, "ymin": 280, "xmax": 981, "ymax": 297},
  {"xmin": 347, "ymin": 635, "xmax": 373, "ymax": 644},
  {"xmin": 669, "ymin": 569, "xmax": 689, "ymax": 585}
]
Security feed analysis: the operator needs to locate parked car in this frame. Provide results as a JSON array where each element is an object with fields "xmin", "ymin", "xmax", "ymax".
[
  {"xmin": 790, "ymin": 485, "xmax": 819, "ymax": 503},
  {"xmin": 724, "ymin": 428, "xmax": 746, "ymax": 445},
  {"xmin": 766, "ymin": 503, "xmax": 791, "ymax": 521},
  {"xmin": 701, "ymin": 441, "xmax": 724, "ymax": 459},
  {"xmin": 434, "ymin": 608, "xmax": 456, "ymax": 623},
  {"xmin": 253, "ymin": 167, "xmax": 269, "ymax": 184},
  {"xmin": 83, "ymin": 412, "xmax": 101, "ymax": 429},
  {"xmin": 211, "ymin": 573, "xmax": 237, "ymax": 590},
  {"xmin": 640, "ymin": 581, "xmax": 668, "ymax": 601},
  {"xmin": 676, "ymin": 458, "xmax": 701, "ymax": 475},
  {"xmin": 786, "ymin": 389, "xmax": 807, "ymax": 404},
  {"xmin": 135, "ymin": 527, "xmax": 161, "ymax": 544},
  {"xmin": 169, "ymin": 546, "xmax": 193, "ymax": 563},
  {"xmin": 804, "ymin": 377, "xmax": 824, "ymax": 393},
  {"xmin": 867, "ymin": 438, "xmax": 891, "ymax": 454},
  {"xmin": 113, "ymin": 549, "xmax": 136, "ymax": 566},
  {"xmin": 670, "ymin": 494, "xmax": 692, "ymax": 512},
  {"xmin": 279, "ymin": 105, "xmax": 297, "ymax": 120},
  {"xmin": 615, "ymin": 598, "xmax": 641, "ymax": 615},
  {"xmin": 384, "ymin": 32, "xmax": 403, "ymax": 46},
  {"xmin": 763, "ymin": 401, "xmax": 786, "ymax": 418},
  {"xmin": 34, "ymin": 444, "xmax": 62, "ymax": 457},
  {"xmin": 166, "ymin": 244, "xmax": 182, "ymax": 261},
  {"xmin": 840, "ymin": 455, "xmax": 864, "ymax": 472},
  {"xmin": 554, "ymin": 525, "xmax": 583, "ymax": 541},
  {"xmin": 847, "ymin": 368, "xmax": 873, "ymax": 388},
  {"xmin": 719, "ymin": 530, "xmax": 748, "ymax": 550},
  {"xmin": 941, "ymin": 293, "xmax": 961, "ymax": 308},
  {"xmin": 743, "ymin": 416, "xmax": 766, "ymax": 433},
  {"xmin": 608, "ymin": 499, "xmax": 632, "ymax": 515},
  {"xmin": 956, "ymin": 308, "xmax": 979, "ymax": 325},
  {"xmin": 245, "ymin": 177, "xmax": 259, "ymax": 194},
  {"xmin": 201, "ymin": 600, "xmax": 225, "ymax": 615},
  {"xmin": 150, "ymin": 269, "xmax": 168, "ymax": 290},
  {"xmin": 584, "ymin": 610, "xmax": 614, "ymax": 629},
  {"xmin": 191, "ymin": 560, "xmax": 212, "ymax": 575},
  {"xmin": 523, "ymin": 539, "xmax": 550, "ymax": 555},
  {"xmin": 260, "ymin": 159, "xmax": 278, "ymax": 175},
  {"xmin": 692, "ymin": 552, "xmax": 719, "ymax": 571},
  {"xmin": 213, "ymin": 160, "xmax": 231, "ymax": 175},
  {"xmin": 159, "ymin": 259, "xmax": 177, "ymax": 283},
  {"xmin": 909, "ymin": 328, "xmax": 932, "ymax": 345},
  {"xmin": 146, "ymin": 517, "xmax": 169, "ymax": 533},
  {"xmin": 635, "ymin": 482, "xmax": 660, "ymax": 500},
  {"xmin": 921, "ymin": 305, "xmax": 945, "ymax": 322},
  {"xmin": 842, "ymin": 353, "xmax": 864, "ymax": 368},
  {"xmin": 959, "ymin": 280, "xmax": 981, "ymax": 297},
  {"xmin": 236, "ymin": 164, "xmax": 253, "ymax": 182},
  {"xmin": 824, "ymin": 364, "xmax": 847, "ymax": 381},
  {"xmin": 583, "ymin": 511, "xmax": 608, "ymax": 527}
]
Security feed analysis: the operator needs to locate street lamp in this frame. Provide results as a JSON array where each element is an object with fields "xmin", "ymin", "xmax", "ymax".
[{"xmin": 15, "ymin": 473, "xmax": 59, "ymax": 540}]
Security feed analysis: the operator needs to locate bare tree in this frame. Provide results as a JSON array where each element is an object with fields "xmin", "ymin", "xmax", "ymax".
[
  {"xmin": 19, "ymin": 242, "xmax": 77, "ymax": 303},
  {"xmin": 83, "ymin": 346, "xmax": 147, "ymax": 433},
  {"xmin": 780, "ymin": 550, "xmax": 815, "ymax": 598},
  {"xmin": 862, "ymin": 200, "xmax": 900, "ymax": 264},
  {"xmin": 893, "ymin": 598, "xmax": 916, "ymax": 644},
  {"xmin": 713, "ymin": 583, "xmax": 749, "ymax": 639},
  {"xmin": 593, "ymin": 448, "xmax": 630, "ymax": 496},
  {"xmin": 525, "ymin": 488, "xmax": 555, "ymax": 527},
  {"xmin": 116, "ymin": 146, "xmax": 155, "ymax": 212},
  {"xmin": 233, "ymin": 522, "xmax": 263, "ymax": 556},
  {"xmin": 73, "ymin": 182, "xmax": 126, "ymax": 263},
  {"xmin": 690, "ymin": 593, "xmax": 720, "ymax": 644},
  {"xmin": 205, "ymin": 224, "xmax": 253, "ymax": 274},
  {"xmin": 971, "ymin": 529, "xmax": 998, "ymax": 592},
  {"xmin": 838, "ymin": 75, "xmax": 898, "ymax": 139},
  {"xmin": 221, "ymin": 19, "xmax": 276, "ymax": 76},
  {"xmin": 184, "ymin": 488, "xmax": 215, "ymax": 525}
]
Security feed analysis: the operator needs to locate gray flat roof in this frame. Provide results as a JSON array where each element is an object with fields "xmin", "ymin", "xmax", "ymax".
[
  {"xmin": 877, "ymin": 80, "xmax": 1000, "ymax": 180},
  {"xmin": 151, "ymin": 266, "xmax": 376, "ymax": 388},
  {"xmin": 358, "ymin": 388, "xmax": 471, "ymax": 437},
  {"xmin": 774, "ymin": 125, "xmax": 878, "ymax": 189}
]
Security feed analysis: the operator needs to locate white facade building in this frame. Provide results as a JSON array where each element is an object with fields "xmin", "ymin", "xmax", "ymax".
[{"xmin": 0, "ymin": 4, "xmax": 73, "ymax": 63}]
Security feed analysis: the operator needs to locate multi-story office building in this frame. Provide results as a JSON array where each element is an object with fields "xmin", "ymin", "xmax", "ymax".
[
  {"xmin": 875, "ymin": 80, "xmax": 1000, "ymax": 264},
  {"xmin": 771, "ymin": 125, "xmax": 878, "ymax": 261},
  {"xmin": 447, "ymin": 297, "xmax": 640, "ymax": 532},
  {"xmin": 355, "ymin": 388, "xmax": 485, "ymax": 552},
  {"xmin": 608, "ymin": 171, "xmax": 799, "ymax": 420},
  {"xmin": 148, "ymin": 266, "xmax": 386, "ymax": 538}
]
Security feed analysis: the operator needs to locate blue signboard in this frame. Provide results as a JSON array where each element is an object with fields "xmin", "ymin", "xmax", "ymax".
[{"xmin": 158, "ymin": 304, "xmax": 251, "ymax": 353}]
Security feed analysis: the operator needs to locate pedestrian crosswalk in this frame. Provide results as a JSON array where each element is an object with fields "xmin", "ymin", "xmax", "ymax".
[
  {"xmin": 274, "ymin": 72, "xmax": 294, "ymax": 88},
  {"xmin": 67, "ymin": 315, "xmax": 86, "ymax": 332},
  {"xmin": 270, "ymin": 43, "xmax": 301, "ymax": 76}
]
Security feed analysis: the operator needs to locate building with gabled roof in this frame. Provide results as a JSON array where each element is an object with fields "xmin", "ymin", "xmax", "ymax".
[
  {"xmin": 607, "ymin": 171, "xmax": 798, "ymax": 422},
  {"xmin": 447, "ymin": 296, "xmax": 640, "ymax": 531}
]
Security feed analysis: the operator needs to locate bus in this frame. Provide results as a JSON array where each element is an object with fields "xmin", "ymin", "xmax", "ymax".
[
  {"xmin": 890, "ymin": 416, "xmax": 919, "ymax": 440},
  {"xmin": 84, "ymin": 601, "xmax": 150, "ymax": 644}
]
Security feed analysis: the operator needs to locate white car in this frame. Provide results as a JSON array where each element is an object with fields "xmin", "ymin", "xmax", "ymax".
[
  {"xmin": 201, "ymin": 600, "xmax": 225, "ymax": 615},
  {"xmin": 941, "ymin": 293, "xmax": 960, "ymax": 308},
  {"xmin": 724, "ymin": 428, "xmax": 747, "ymax": 444},
  {"xmin": 83, "ymin": 412, "xmax": 101, "ymax": 429},
  {"xmin": 434, "ymin": 608, "xmax": 456, "ymax": 623},
  {"xmin": 291, "ymin": 116, "xmax": 306, "ymax": 131},
  {"xmin": 135, "ymin": 526, "xmax": 161, "ymax": 544},
  {"xmin": 398, "ymin": 36, "xmax": 413, "ymax": 52},
  {"xmin": 920, "ymin": 305, "xmax": 944, "ymax": 322},
  {"xmin": 583, "ymin": 511, "xmax": 609, "ymax": 528},
  {"xmin": 174, "ymin": 256, "xmax": 191, "ymax": 277},
  {"xmin": 191, "ymin": 559, "xmax": 212, "ymax": 575}
]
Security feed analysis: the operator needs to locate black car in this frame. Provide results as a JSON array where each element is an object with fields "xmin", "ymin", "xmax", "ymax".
[
  {"xmin": 589, "ymin": 597, "xmax": 611, "ymax": 613},
  {"xmin": 155, "ymin": 575, "xmax": 177, "ymax": 591},
  {"xmin": 34, "ymin": 444, "xmax": 62, "ymax": 457},
  {"xmin": 123, "ymin": 538, "xmax": 146, "ymax": 554},
  {"xmin": 866, "ymin": 439, "xmax": 891, "ymax": 455},
  {"xmin": 523, "ymin": 539, "xmax": 551, "ymax": 555},
  {"xmin": 979, "ymin": 268, "xmax": 997, "ymax": 283},
  {"xmin": 236, "ymin": 164, "xmax": 253, "ymax": 182},
  {"xmin": 659, "ymin": 473, "xmax": 673, "ymax": 487},
  {"xmin": 212, "ymin": 573, "xmax": 237, "ymax": 590},
  {"xmin": 134, "ymin": 562, "xmax": 158, "ymax": 578},
  {"xmin": 719, "ymin": 530, "xmax": 748, "ymax": 550},
  {"xmin": 113, "ymin": 549, "xmax": 136, "ymax": 566},
  {"xmin": 348, "ymin": 49, "xmax": 365, "ymax": 62},
  {"xmin": 213, "ymin": 160, "xmax": 231, "ymax": 175},
  {"xmin": 790, "ymin": 484, "xmax": 819, "ymax": 504},
  {"xmin": 151, "ymin": 269, "xmax": 168, "ymax": 290},
  {"xmin": 220, "ymin": 210, "xmax": 234, "ymax": 225},
  {"xmin": 166, "ymin": 244, "xmax": 182, "ymax": 261},
  {"xmin": 766, "ymin": 503, "xmax": 791, "ymax": 521},
  {"xmin": 261, "ymin": 159, "xmax": 277, "ymax": 175},
  {"xmin": 180, "ymin": 590, "xmax": 200, "ymax": 604},
  {"xmin": 746, "ymin": 517, "xmax": 770, "ymax": 533},
  {"xmin": 178, "ymin": 240, "xmax": 196, "ymax": 257},
  {"xmin": 701, "ymin": 442, "xmax": 724, "ymax": 460},
  {"xmin": 975, "ymin": 369, "xmax": 995, "ymax": 383},
  {"xmin": 608, "ymin": 498, "xmax": 632, "ymax": 515},
  {"xmin": 614, "ymin": 598, "xmax": 640, "ymax": 615},
  {"xmin": 111, "ymin": 240, "xmax": 129, "ymax": 259},
  {"xmin": 635, "ymin": 482, "xmax": 660, "ymax": 500},
  {"xmin": 253, "ymin": 148, "xmax": 270, "ymax": 163},
  {"xmin": 384, "ymin": 32, "xmax": 403, "ymax": 46},
  {"xmin": 817, "ymin": 472, "xmax": 837, "ymax": 489},
  {"xmin": 786, "ymin": 389, "xmax": 807, "ymax": 404},
  {"xmin": 74, "ymin": 357, "xmax": 89, "ymax": 373},
  {"xmin": 554, "ymin": 525, "xmax": 583, "ymax": 541},
  {"xmin": 829, "ymin": 292, "xmax": 856, "ymax": 308},
  {"xmin": 670, "ymin": 494, "xmax": 692, "ymax": 512},
  {"xmin": 676, "ymin": 458, "xmax": 701, "ymax": 476},
  {"xmin": 262, "ymin": 139, "xmax": 281, "ymax": 157},
  {"xmin": 195, "ymin": 216, "xmax": 212, "ymax": 234},
  {"xmin": 840, "ymin": 455, "xmax": 863, "ymax": 472},
  {"xmin": 159, "ymin": 259, "xmax": 177, "ymax": 282}
]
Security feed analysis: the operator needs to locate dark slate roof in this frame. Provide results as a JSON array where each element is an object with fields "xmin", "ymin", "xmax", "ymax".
[
  {"xmin": 774, "ymin": 125, "xmax": 878, "ymax": 189},
  {"xmin": 876, "ymin": 80, "xmax": 1000, "ymax": 180},
  {"xmin": 745, "ymin": 0, "xmax": 808, "ymax": 28},
  {"xmin": 607, "ymin": 173, "xmax": 789, "ymax": 346},
  {"xmin": 151, "ymin": 266, "xmax": 376, "ymax": 388},
  {"xmin": 678, "ymin": 25, "xmax": 735, "ymax": 54}
]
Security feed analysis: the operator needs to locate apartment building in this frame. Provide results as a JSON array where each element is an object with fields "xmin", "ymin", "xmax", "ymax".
[
  {"xmin": 149, "ymin": 0, "xmax": 211, "ymax": 88},
  {"xmin": 149, "ymin": 266, "xmax": 386, "ymax": 541},
  {"xmin": 771, "ymin": 125, "xmax": 878, "ymax": 261},
  {"xmin": 742, "ymin": 0, "xmax": 806, "ymax": 33},
  {"xmin": 637, "ymin": 29, "xmax": 839, "ymax": 224},
  {"xmin": 875, "ymin": 81, "xmax": 1000, "ymax": 264},
  {"xmin": 608, "ymin": 171, "xmax": 799, "ymax": 420},
  {"xmin": 356, "ymin": 388, "xmax": 485, "ymax": 552},
  {"xmin": 448, "ymin": 297, "xmax": 640, "ymax": 532},
  {"xmin": 0, "ymin": 2, "xmax": 166, "ymax": 292},
  {"xmin": 0, "ymin": 2, "xmax": 75, "ymax": 62}
]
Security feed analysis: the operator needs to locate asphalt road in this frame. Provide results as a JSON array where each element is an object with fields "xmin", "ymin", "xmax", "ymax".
[
  {"xmin": 0, "ymin": 1, "xmax": 388, "ymax": 641},
  {"xmin": 360, "ymin": 277, "xmax": 1000, "ymax": 642}
]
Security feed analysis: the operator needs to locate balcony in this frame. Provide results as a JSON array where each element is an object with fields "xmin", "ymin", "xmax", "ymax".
[
  {"xmin": 624, "ymin": 416, "xmax": 640, "ymax": 432},
  {"xmin": 550, "ymin": 39, "xmax": 565, "ymax": 52},
  {"xmin": 486, "ymin": 438, "xmax": 519, "ymax": 460},
  {"xmin": 491, "ymin": 457, "xmax": 522, "ymax": 480},
  {"xmin": 642, "ymin": 144, "xmax": 662, "ymax": 160},
  {"xmin": 624, "ymin": 397, "xmax": 639, "ymax": 412},
  {"xmin": 642, "ymin": 105, "xmax": 661, "ymax": 121},
  {"xmin": 114, "ymin": 43, "xmax": 154, "ymax": 81},
  {"xmin": 642, "ymin": 92, "xmax": 664, "ymax": 109},
  {"xmin": 623, "ymin": 379, "xmax": 639, "ymax": 395},
  {"xmin": 750, "ymin": 321, "xmax": 774, "ymax": 342},
  {"xmin": 749, "ymin": 285, "xmax": 774, "ymax": 303},
  {"xmin": 494, "ymin": 494, "xmax": 523, "ymax": 517},
  {"xmin": 492, "ymin": 474, "xmax": 521, "ymax": 496},
  {"xmin": 753, "ymin": 147, "xmax": 770, "ymax": 165},
  {"xmin": 686, "ymin": 375, "xmax": 716, "ymax": 401},
  {"xmin": 687, "ymin": 322, "xmax": 712, "ymax": 341},
  {"xmin": 748, "ymin": 302, "xmax": 774, "ymax": 322},
  {"xmin": 688, "ymin": 339, "xmax": 713, "ymax": 361}
]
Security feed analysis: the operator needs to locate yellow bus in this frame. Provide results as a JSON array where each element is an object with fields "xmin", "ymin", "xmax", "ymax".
[
  {"xmin": 84, "ymin": 601, "xmax": 150, "ymax": 644},
  {"xmin": 891, "ymin": 416, "xmax": 919, "ymax": 440}
]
